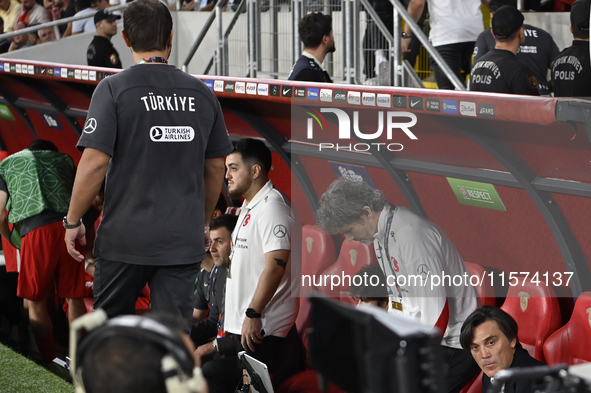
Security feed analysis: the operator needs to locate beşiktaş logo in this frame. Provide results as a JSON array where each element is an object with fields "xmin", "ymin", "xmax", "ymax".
[{"xmin": 302, "ymin": 106, "xmax": 418, "ymax": 153}]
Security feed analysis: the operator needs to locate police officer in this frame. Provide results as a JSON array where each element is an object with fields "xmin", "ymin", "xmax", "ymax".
[
  {"xmin": 288, "ymin": 12, "xmax": 334, "ymax": 83},
  {"xmin": 551, "ymin": 0, "xmax": 591, "ymax": 97},
  {"xmin": 87, "ymin": 9, "xmax": 122, "ymax": 69},
  {"xmin": 469, "ymin": 6, "xmax": 539, "ymax": 96},
  {"xmin": 473, "ymin": 0, "xmax": 559, "ymax": 96}
]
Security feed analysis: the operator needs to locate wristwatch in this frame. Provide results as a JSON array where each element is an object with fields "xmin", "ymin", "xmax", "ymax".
[
  {"xmin": 245, "ymin": 308, "xmax": 261, "ymax": 318},
  {"xmin": 401, "ymin": 31, "xmax": 412, "ymax": 39},
  {"xmin": 212, "ymin": 339, "xmax": 218, "ymax": 352},
  {"xmin": 63, "ymin": 216, "xmax": 82, "ymax": 229}
]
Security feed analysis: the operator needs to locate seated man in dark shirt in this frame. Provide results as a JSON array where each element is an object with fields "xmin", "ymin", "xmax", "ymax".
[
  {"xmin": 469, "ymin": 6, "xmax": 539, "ymax": 96},
  {"xmin": 192, "ymin": 214, "xmax": 238, "ymax": 357},
  {"xmin": 288, "ymin": 12, "xmax": 334, "ymax": 83},
  {"xmin": 460, "ymin": 306, "xmax": 545, "ymax": 393},
  {"xmin": 87, "ymin": 9, "xmax": 122, "ymax": 69}
]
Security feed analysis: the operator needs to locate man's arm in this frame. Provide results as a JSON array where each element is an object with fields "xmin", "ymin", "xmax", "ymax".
[
  {"xmin": 203, "ymin": 157, "xmax": 226, "ymax": 226},
  {"xmin": 241, "ymin": 249, "xmax": 290, "ymax": 351},
  {"xmin": 64, "ymin": 147, "xmax": 110, "ymax": 261},
  {"xmin": 401, "ymin": 0, "xmax": 425, "ymax": 52},
  {"xmin": 0, "ymin": 191, "xmax": 10, "ymax": 241}
]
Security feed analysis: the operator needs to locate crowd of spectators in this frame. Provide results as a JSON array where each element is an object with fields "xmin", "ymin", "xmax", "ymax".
[{"xmin": 0, "ymin": 0, "xmax": 122, "ymax": 54}]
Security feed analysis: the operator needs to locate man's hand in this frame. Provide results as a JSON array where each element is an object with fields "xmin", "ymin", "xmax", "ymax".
[
  {"xmin": 195, "ymin": 341, "xmax": 217, "ymax": 367},
  {"xmin": 241, "ymin": 317, "xmax": 263, "ymax": 352},
  {"xmin": 401, "ymin": 36, "xmax": 412, "ymax": 53},
  {"xmin": 65, "ymin": 223, "xmax": 86, "ymax": 262}
]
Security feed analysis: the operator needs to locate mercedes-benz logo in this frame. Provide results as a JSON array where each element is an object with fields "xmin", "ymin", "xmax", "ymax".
[
  {"xmin": 83, "ymin": 118, "xmax": 97, "ymax": 134},
  {"xmin": 273, "ymin": 224, "xmax": 287, "ymax": 238},
  {"xmin": 417, "ymin": 263, "xmax": 429, "ymax": 276}
]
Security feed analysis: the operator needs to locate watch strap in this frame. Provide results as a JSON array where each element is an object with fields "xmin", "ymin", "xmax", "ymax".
[
  {"xmin": 245, "ymin": 308, "xmax": 261, "ymax": 318},
  {"xmin": 63, "ymin": 216, "xmax": 82, "ymax": 229}
]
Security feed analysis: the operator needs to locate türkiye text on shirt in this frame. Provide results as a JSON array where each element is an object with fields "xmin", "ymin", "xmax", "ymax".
[{"xmin": 140, "ymin": 92, "xmax": 197, "ymax": 112}]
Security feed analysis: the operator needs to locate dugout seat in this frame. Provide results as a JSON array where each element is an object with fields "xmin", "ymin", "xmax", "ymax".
[
  {"xmin": 464, "ymin": 262, "xmax": 496, "ymax": 307},
  {"xmin": 543, "ymin": 292, "xmax": 591, "ymax": 365},
  {"xmin": 500, "ymin": 277, "xmax": 561, "ymax": 362},
  {"xmin": 317, "ymin": 240, "xmax": 376, "ymax": 305},
  {"xmin": 277, "ymin": 370, "xmax": 347, "ymax": 393},
  {"xmin": 296, "ymin": 225, "xmax": 338, "ymax": 333},
  {"xmin": 466, "ymin": 372, "xmax": 483, "ymax": 393}
]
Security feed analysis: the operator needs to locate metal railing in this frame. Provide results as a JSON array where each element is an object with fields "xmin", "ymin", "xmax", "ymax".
[
  {"xmin": 387, "ymin": 0, "xmax": 465, "ymax": 90},
  {"xmin": 181, "ymin": 0, "xmax": 230, "ymax": 73},
  {"xmin": 180, "ymin": 0, "xmax": 465, "ymax": 88}
]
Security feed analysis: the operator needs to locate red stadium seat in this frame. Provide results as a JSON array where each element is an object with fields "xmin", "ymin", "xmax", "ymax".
[
  {"xmin": 465, "ymin": 372, "xmax": 483, "ymax": 393},
  {"xmin": 277, "ymin": 370, "xmax": 347, "ymax": 393},
  {"xmin": 543, "ymin": 292, "xmax": 591, "ymax": 365},
  {"xmin": 464, "ymin": 262, "xmax": 496, "ymax": 307},
  {"xmin": 297, "ymin": 225, "xmax": 338, "ymax": 333},
  {"xmin": 500, "ymin": 277, "xmax": 561, "ymax": 362},
  {"xmin": 317, "ymin": 240, "xmax": 376, "ymax": 305}
]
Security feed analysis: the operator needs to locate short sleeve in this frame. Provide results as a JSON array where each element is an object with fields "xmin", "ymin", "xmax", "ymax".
[
  {"xmin": 512, "ymin": 66, "xmax": 540, "ymax": 96},
  {"xmin": 194, "ymin": 274, "xmax": 209, "ymax": 310},
  {"xmin": 77, "ymin": 79, "xmax": 118, "ymax": 156},
  {"xmin": 204, "ymin": 97, "xmax": 233, "ymax": 159},
  {"xmin": 258, "ymin": 200, "xmax": 292, "ymax": 254}
]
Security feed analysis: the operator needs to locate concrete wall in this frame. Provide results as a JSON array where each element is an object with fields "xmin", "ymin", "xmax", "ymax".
[
  {"xmin": 0, "ymin": 12, "xmax": 232, "ymax": 73},
  {"xmin": 524, "ymin": 11, "xmax": 571, "ymax": 52}
]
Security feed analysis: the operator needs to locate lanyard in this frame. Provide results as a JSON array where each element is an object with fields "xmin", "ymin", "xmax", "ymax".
[
  {"xmin": 229, "ymin": 207, "xmax": 251, "ymax": 263},
  {"xmin": 136, "ymin": 57, "xmax": 168, "ymax": 65},
  {"xmin": 376, "ymin": 204, "xmax": 403, "ymax": 304}
]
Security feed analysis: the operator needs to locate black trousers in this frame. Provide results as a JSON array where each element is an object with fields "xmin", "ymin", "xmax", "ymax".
[
  {"xmin": 442, "ymin": 345, "xmax": 481, "ymax": 393},
  {"xmin": 202, "ymin": 325, "xmax": 305, "ymax": 393},
  {"xmin": 429, "ymin": 41, "xmax": 475, "ymax": 90},
  {"xmin": 94, "ymin": 258, "xmax": 200, "ymax": 332}
]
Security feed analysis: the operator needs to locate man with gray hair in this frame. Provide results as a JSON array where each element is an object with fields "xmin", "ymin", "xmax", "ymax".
[{"xmin": 316, "ymin": 178, "xmax": 480, "ymax": 393}]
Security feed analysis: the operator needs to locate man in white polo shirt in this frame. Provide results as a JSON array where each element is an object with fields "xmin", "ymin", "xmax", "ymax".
[{"xmin": 200, "ymin": 138, "xmax": 303, "ymax": 393}]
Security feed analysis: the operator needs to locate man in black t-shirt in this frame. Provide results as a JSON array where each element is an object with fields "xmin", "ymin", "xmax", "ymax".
[
  {"xmin": 65, "ymin": 0, "xmax": 233, "ymax": 331},
  {"xmin": 470, "ymin": 6, "xmax": 539, "ymax": 96},
  {"xmin": 51, "ymin": 0, "xmax": 75, "ymax": 37},
  {"xmin": 288, "ymin": 12, "xmax": 334, "ymax": 83},
  {"xmin": 551, "ymin": 0, "xmax": 591, "ymax": 98},
  {"xmin": 473, "ymin": 0, "xmax": 559, "ymax": 96},
  {"xmin": 87, "ymin": 9, "xmax": 122, "ymax": 69},
  {"xmin": 191, "ymin": 214, "xmax": 237, "ymax": 353}
]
